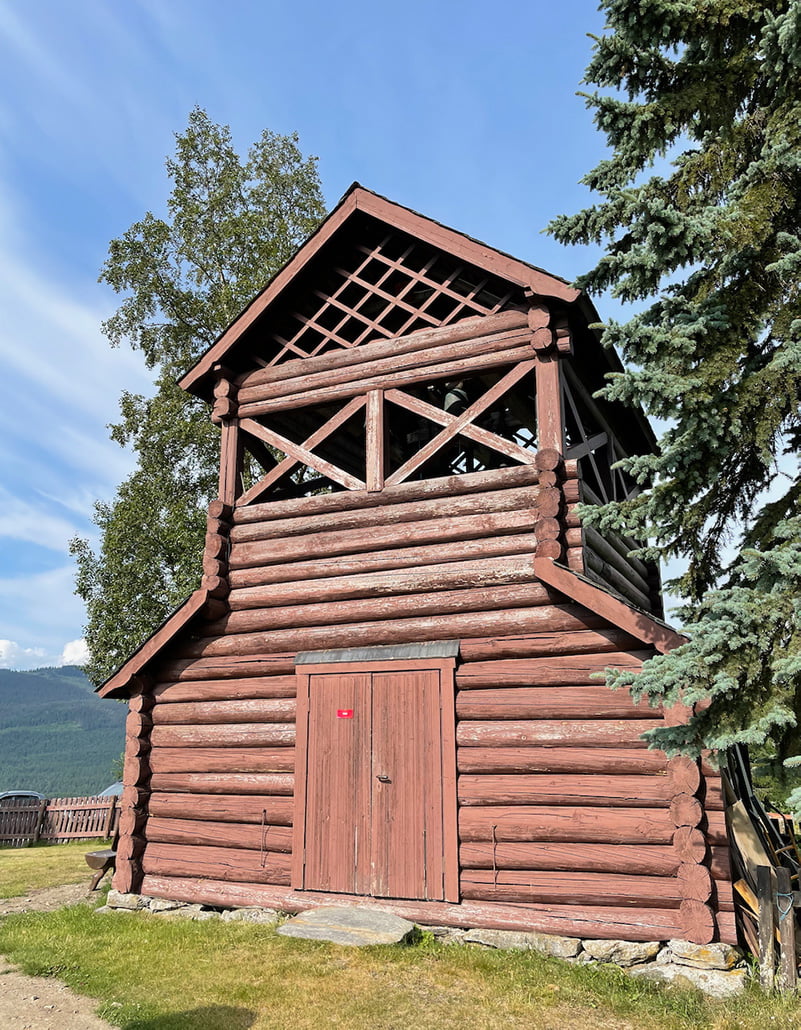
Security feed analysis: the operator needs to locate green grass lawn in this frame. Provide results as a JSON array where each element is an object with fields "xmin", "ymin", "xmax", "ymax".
[
  {"xmin": 2, "ymin": 845, "xmax": 801, "ymax": 1030},
  {"xmin": 0, "ymin": 840, "xmax": 106, "ymax": 898},
  {"xmin": 2, "ymin": 904, "xmax": 801, "ymax": 1030}
]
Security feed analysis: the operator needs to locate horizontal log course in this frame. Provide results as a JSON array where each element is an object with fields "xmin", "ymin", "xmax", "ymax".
[
  {"xmin": 159, "ymin": 655, "xmax": 296, "ymax": 680},
  {"xmin": 458, "ymin": 627, "xmax": 644, "ymax": 661},
  {"xmin": 148, "ymin": 748, "xmax": 295, "ymax": 774},
  {"xmin": 585, "ymin": 548, "xmax": 653, "ymax": 612},
  {"xmin": 227, "ymin": 556, "xmax": 538, "ymax": 612},
  {"xmin": 237, "ymin": 311, "xmax": 531, "ymax": 390},
  {"xmin": 455, "ymin": 686, "xmax": 658, "ymax": 721},
  {"xmin": 237, "ymin": 319, "xmax": 534, "ymax": 405},
  {"xmin": 237, "ymin": 343, "xmax": 537, "ymax": 417},
  {"xmin": 209, "ymin": 583, "xmax": 553, "ymax": 636},
  {"xmin": 150, "ymin": 723, "xmax": 295, "ymax": 749},
  {"xmin": 151, "ymin": 698, "xmax": 296, "ymax": 725},
  {"xmin": 229, "ymin": 509, "xmax": 539, "ymax": 570},
  {"xmin": 230, "ymin": 486, "xmax": 541, "ymax": 544},
  {"xmin": 457, "ymin": 747, "xmax": 668, "ymax": 776},
  {"xmin": 457, "ymin": 773, "xmax": 681, "ymax": 807},
  {"xmin": 228, "ymin": 534, "xmax": 538, "ymax": 590},
  {"xmin": 148, "ymin": 792, "xmax": 293, "ymax": 825},
  {"xmin": 153, "ymin": 676, "xmax": 297, "ymax": 703},
  {"xmin": 456, "ymin": 652, "xmax": 650, "ymax": 688},
  {"xmin": 460, "ymin": 869, "xmax": 686, "ymax": 908},
  {"xmin": 141, "ymin": 875, "xmax": 715, "ymax": 942},
  {"xmin": 149, "ymin": 772, "xmax": 294, "ymax": 795},
  {"xmin": 457, "ymin": 719, "xmax": 657, "ymax": 749},
  {"xmin": 146, "ymin": 817, "xmax": 292, "ymax": 853},
  {"xmin": 460, "ymin": 841, "xmax": 685, "ymax": 876},
  {"xmin": 670, "ymin": 794, "xmax": 703, "ymax": 828},
  {"xmin": 672, "ymin": 826, "xmax": 706, "ymax": 864},
  {"xmin": 178, "ymin": 605, "xmax": 602, "ymax": 660},
  {"xmin": 143, "ymin": 842, "xmax": 291, "ymax": 885},
  {"xmin": 233, "ymin": 465, "xmax": 549, "ymax": 524}
]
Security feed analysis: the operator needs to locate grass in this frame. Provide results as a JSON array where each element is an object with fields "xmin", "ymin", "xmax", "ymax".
[
  {"xmin": 2, "ymin": 847, "xmax": 801, "ymax": 1029},
  {"xmin": 2, "ymin": 904, "xmax": 801, "ymax": 1030},
  {"xmin": 0, "ymin": 840, "xmax": 108, "ymax": 898}
]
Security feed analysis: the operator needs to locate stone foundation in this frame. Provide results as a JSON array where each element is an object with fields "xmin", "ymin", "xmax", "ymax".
[{"xmin": 100, "ymin": 891, "xmax": 746, "ymax": 998}]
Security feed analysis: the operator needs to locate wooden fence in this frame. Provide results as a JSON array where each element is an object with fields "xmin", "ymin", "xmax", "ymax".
[{"xmin": 0, "ymin": 795, "xmax": 119, "ymax": 848}]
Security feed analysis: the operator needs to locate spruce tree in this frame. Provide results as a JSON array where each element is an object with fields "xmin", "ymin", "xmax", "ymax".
[
  {"xmin": 71, "ymin": 108, "xmax": 326, "ymax": 683},
  {"xmin": 549, "ymin": 2, "xmax": 801, "ymax": 792}
]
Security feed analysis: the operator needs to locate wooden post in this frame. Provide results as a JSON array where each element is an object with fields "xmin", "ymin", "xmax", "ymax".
[
  {"xmin": 775, "ymin": 866, "xmax": 797, "ymax": 991},
  {"xmin": 366, "ymin": 390, "xmax": 385, "ymax": 492},
  {"xmin": 33, "ymin": 798, "xmax": 48, "ymax": 843},
  {"xmin": 757, "ymin": 865, "xmax": 776, "ymax": 990}
]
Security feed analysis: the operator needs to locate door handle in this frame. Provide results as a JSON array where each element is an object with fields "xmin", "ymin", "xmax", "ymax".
[{"xmin": 376, "ymin": 774, "xmax": 391, "ymax": 783}]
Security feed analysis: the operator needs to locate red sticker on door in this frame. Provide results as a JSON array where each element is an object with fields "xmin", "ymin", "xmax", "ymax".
[{"xmin": 337, "ymin": 709, "xmax": 354, "ymax": 719}]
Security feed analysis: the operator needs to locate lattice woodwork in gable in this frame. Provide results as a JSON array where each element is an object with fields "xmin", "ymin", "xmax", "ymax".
[{"xmin": 243, "ymin": 214, "xmax": 526, "ymax": 370}]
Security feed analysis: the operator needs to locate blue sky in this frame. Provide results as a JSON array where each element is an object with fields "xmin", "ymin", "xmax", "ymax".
[{"xmin": 0, "ymin": 0, "xmax": 613, "ymax": 670}]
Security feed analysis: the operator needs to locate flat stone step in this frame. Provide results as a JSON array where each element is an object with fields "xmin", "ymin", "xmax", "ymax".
[{"xmin": 277, "ymin": 906, "xmax": 416, "ymax": 946}]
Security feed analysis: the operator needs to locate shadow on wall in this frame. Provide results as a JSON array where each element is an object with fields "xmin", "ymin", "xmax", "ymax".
[{"xmin": 123, "ymin": 1006, "xmax": 256, "ymax": 1030}]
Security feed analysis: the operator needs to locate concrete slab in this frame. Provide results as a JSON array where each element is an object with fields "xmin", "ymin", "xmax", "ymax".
[{"xmin": 277, "ymin": 906, "xmax": 416, "ymax": 946}]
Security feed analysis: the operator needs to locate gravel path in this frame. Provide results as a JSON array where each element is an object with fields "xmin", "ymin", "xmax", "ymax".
[{"xmin": 0, "ymin": 884, "xmax": 116, "ymax": 1030}]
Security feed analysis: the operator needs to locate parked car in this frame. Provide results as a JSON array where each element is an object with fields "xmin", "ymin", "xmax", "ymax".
[{"xmin": 0, "ymin": 790, "xmax": 44, "ymax": 806}]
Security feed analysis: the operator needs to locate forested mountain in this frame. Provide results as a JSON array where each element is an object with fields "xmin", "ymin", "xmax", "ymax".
[{"xmin": 0, "ymin": 666, "xmax": 126, "ymax": 797}]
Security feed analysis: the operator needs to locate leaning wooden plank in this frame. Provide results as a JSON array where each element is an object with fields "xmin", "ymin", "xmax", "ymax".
[
  {"xmin": 455, "ymin": 686, "xmax": 659, "ymax": 721},
  {"xmin": 149, "ymin": 773, "xmax": 293, "ymax": 796},
  {"xmin": 140, "ymin": 875, "xmax": 701, "ymax": 942},
  {"xmin": 146, "ymin": 817, "xmax": 292, "ymax": 853},
  {"xmin": 227, "ymin": 559, "xmax": 540, "ymax": 614},
  {"xmin": 151, "ymin": 698, "xmax": 296, "ymax": 725},
  {"xmin": 148, "ymin": 748, "xmax": 295, "ymax": 774},
  {"xmin": 143, "ymin": 842, "xmax": 291, "ymax": 885},
  {"xmin": 147, "ymin": 793, "xmax": 292, "ymax": 825},
  {"xmin": 177, "ymin": 604, "xmax": 595, "ymax": 659},
  {"xmin": 228, "ymin": 534, "xmax": 538, "ymax": 590}
]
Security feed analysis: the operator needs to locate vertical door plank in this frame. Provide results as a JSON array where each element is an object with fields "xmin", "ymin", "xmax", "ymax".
[
  {"xmin": 303, "ymin": 674, "xmax": 371, "ymax": 893},
  {"xmin": 371, "ymin": 670, "xmax": 445, "ymax": 900}
]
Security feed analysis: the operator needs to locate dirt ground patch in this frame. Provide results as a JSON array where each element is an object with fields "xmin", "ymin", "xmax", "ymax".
[{"xmin": 0, "ymin": 883, "xmax": 115, "ymax": 1029}]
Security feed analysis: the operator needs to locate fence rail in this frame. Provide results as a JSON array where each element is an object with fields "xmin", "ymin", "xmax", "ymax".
[{"xmin": 0, "ymin": 795, "xmax": 119, "ymax": 847}]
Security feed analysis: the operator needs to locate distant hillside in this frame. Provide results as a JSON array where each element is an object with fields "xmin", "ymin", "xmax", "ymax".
[{"xmin": 0, "ymin": 666, "xmax": 126, "ymax": 797}]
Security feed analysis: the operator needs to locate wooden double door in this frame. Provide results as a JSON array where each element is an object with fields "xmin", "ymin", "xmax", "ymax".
[{"xmin": 293, "ymin": 659, "xmax": 457, "ymax": 902}]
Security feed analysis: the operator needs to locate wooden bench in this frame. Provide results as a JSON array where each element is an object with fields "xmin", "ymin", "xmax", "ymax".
[{"xmin": 85, "ymin": 847, "xmax": 116, "ymax": 890}]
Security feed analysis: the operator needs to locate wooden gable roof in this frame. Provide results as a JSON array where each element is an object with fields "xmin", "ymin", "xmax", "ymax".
[{"xmin": 179, "ymin": 184, "xmax": 583, "ymax": 403}]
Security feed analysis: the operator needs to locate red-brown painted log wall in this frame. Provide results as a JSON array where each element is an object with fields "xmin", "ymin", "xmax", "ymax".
[{"xmin": 125, "ymin": 465, "xmax": 734, "ymax": 943}]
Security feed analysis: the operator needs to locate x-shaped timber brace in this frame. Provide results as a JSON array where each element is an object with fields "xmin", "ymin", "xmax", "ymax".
[{"xmin": 210, "ymin": 299, "xmax": 571, "ymax": 510}]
